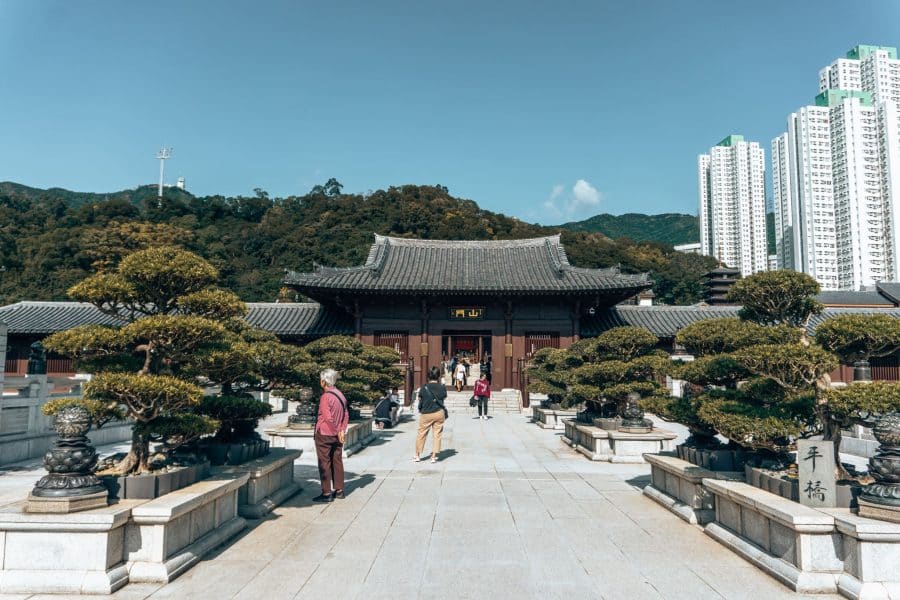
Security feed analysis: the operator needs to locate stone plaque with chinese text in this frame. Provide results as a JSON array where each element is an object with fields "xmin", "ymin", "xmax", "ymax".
[{"xmin": 797, "ymin": 439, "xmax": 836, "ymax": 508}]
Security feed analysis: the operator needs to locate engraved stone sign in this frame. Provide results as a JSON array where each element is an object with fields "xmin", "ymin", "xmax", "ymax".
[{"xmin": 797, "ymin": 439, "xmax": 836, "ymax": 508}]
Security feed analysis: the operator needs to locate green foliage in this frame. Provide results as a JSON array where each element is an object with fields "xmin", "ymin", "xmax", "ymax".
[
  {"xmin": 46, "ymin": 248, "xmax": 310, "ymax": 475},
  {"xmin": 42, "ymin": 396, "xmax": 126, "ymax": 429},
  {"xmin": 676, "ymin": 318, "xmax": 802, "ymax": 357},
  {"xmin": 677, "ymin": 354, "xmax": 749, "ymax": 388},
  {"xmin": 824, "ymin": 382, "xmax": 900, "ymax": 427},
  {"xmin": 0, "ymin": 183, "xmax": 716, "ymax": 306},
  {"xmin": 176, "ymin": 289, "xmax": 247, "ymax": 321},
  {"xmin": 815, "ymin": 314, "xmax": 900, "ymax": 363},
  {"xmin": 732, "ymin": 344, "xmax": 838, "ymax": 393},
  {"xmin": 532, "ymin": 326, "xmax": 669, "ymax": 413},
  {"xmin": 728, "ymin": 271, "xmax": 823, "ymax": 326},
  {"xmin": 696, "ymin": 390, "xmax": 815, "ymax": 453},
  {"xmin": 303, "ymin": 336, "xmax": 401, "ymax": 408},
  {"xmin": 197, "ymin": 395, "xmax": 273, "ymax": 441},
  {"xmin": 560, "ymin": 212, "xmax": 699, "ymax": 246}
]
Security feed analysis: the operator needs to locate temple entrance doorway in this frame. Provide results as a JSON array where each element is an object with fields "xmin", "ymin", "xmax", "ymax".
[{"xmin": 441, "ymin": 331, "xmax": 492, "ymax": 389}]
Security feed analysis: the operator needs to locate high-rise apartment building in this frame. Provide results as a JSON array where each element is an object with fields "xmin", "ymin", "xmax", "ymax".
[
  {"xmin": 772, "ymin": 45, "xmax": 900, "ymax": 290},
  {"xmin": 698, "ymin": 135, "xmax": 768, "ymax": 276}
]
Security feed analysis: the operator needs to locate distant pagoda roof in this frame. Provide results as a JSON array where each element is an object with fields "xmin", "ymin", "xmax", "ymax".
[{"xmin": 284, "ymin": 234, "xmax": 652, "ymax": 300}]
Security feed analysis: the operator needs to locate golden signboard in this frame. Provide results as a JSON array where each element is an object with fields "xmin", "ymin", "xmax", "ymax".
[{"xmin": 449, "ymin": 307, "xmax": 485, "ymax": 320}]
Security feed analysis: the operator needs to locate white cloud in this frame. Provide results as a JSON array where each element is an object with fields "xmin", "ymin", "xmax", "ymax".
[
  {"xmin": 572, "ymin": 179, "xmax": 600, "ymax": 209},
  {"xmin": 540, "ymin": 179, "xmax": 602, "ymax": 222}
]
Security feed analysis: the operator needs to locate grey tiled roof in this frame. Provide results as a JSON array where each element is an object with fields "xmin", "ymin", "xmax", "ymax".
[
  {"xmin": 875, "ymin": 282, "xmax": 900, "ymax": 305},
  {"xmin": 583, "ymin": 304, "xmax": 900, "ymax": 339},
  {"xmin": 244, "ymin": 303, "xmax": 353, "ymax": 337},
  {"xmin": 284, "ymin": 234, "xmax": 652, "ymax": 298},
  {"xmin": 582, "ymin": 305, "xmax": 741, "ymax": 338},
  {"xmin": 0, "ymin": 301, "xmax": 124, "ymax": 334},
  {"xmin": 0, "ymin": 301, "xmax": 353, "ymax": 338},
  {"xmin": 816, "ymin": 290, "xmax": 895, "ymax": 307}
]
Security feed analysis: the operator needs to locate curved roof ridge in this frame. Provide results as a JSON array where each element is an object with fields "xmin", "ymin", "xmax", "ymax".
[{"xmin": 373, "ymin": 234, "xmax": 562, "ymax": 248}]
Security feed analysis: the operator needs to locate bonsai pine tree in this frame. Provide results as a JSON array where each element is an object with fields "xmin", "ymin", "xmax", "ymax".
[
  {"xmin": 815, "ymin": 314, "xmax": 900, "ymax": 473},
  {"xmin": 43, "ymin": 246, "xmax": 279, "ymax": 475},
  {"xmin": 526, "ymin": 347, "xmax": 582, "ymax": 409},
  {"xmin": 563, "ymin": 327, "xmax": 671, "ymax": 420},
  {"xmin": 302, "ymin": 336, "xmax": 401, "ymax": 417},
  {"xmin": 646, "ymin": 317, "xmax": 804, "ymax": 448}
]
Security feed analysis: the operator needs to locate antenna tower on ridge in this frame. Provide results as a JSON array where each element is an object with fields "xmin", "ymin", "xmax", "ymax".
[{"xmin": 156, "ymin": 147, "xmax": 172, "ymax": 199}]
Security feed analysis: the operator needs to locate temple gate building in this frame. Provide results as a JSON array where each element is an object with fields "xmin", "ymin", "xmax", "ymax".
[{"xmin": 283, "ymin": 235, "xmax": 651, "ymax": 389}]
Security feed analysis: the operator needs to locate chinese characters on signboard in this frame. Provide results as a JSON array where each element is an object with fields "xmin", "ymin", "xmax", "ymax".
[
  {"xmin": 796, "ymin": 439, "xmax": 836, "ymax": 508},
  {"xmin": 448, "ymin": 307, "xmax": 485, "ymax": 320}
]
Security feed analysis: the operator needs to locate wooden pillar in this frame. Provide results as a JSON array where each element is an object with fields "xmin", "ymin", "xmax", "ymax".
[
  {"xmin": 572, "ymin": 299, "xmax": 581, "ymax": 342},
  {"xmin": 419, "ymin": 299, "xmax": 429, "ymax": 387},
  {"xmin": 353, "ymin": 299, "xmax": 362, "ymax": 341},
  {"xmin": 504, "ymin": 300, "xmax": 513, "ymax": 389}
]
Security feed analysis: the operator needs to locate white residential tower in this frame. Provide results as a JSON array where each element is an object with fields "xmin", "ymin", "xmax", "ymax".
[
  {"xmin": 698, "ymin": 135, "xmax": 768, "ymax": 276},
  {"xmin": 773, "ymin": 45, "xmax": 900, "ymax": 290}
]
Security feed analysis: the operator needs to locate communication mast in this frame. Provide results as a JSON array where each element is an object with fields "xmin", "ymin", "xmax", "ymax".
[{"xmin": 156, "ymin": 147, "xmax": 172, "ymax": 198}]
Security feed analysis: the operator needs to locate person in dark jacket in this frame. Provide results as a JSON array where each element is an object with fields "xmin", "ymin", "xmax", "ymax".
[
  {"xmin": 374, "ymin": 388, "xmax": 400, "ymax": 429},
  {"xmin": 415, "ymin": 366, "xmax": 447, "ymax": 464}
]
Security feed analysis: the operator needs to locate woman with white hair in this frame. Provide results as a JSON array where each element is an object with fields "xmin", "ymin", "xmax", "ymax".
[{"xmin": 312, "ymin": 368, "xmax": 349, "ymax": 502}]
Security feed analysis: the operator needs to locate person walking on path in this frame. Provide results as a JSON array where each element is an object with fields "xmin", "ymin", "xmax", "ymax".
[
  {"xmin": 454, "ymin": 360, "xmax": 467, "ymax": 391},
  {"xmin": 313, "ymin": 368, "xmax": 349, "ymax": 502},
  {"xmin": 415, "ymin": 366, "xmax": 448, "ymax": 464},
  {"xmin": 474, "ymin": 372, "xmax": 491, "ymax": 420}
]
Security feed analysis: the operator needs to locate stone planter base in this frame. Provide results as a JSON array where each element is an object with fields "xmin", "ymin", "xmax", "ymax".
[
  {"xmin": 562, "ymin": 419, "xmax": 676, "ymax": 462},
  {"xmin": 266, "ymin": 419, "xmax": 375, "ymax": 458},
  {"xmin": 102, "ymin": 461, "xmax": 211, "ymax": 500},
  {"xmin": 531, "ymin": 406, "xmax": 577, "ymax": 430},
  {"xmin": 211, "ymin": 448, "xmax": 302, "ymax": 519},
  {"xmin": 703, "ymin": 479, "xmax": 841, "ymax": 594},
  {"xmin": 126, "ymin": 473, "xmax": 249, "ymax": 583},
  {"xmin": 826, "ymin": 508, "xmax": 900, "ymax": 600},
  {"xmin": 676, "ymin": 444, "xmax": 748, "ymax": 472},
  {"xmin": 643, "ymin": 454, "xmax": 743, "ymax": 525},
  {"xmin": 0, "ymin": 499, "xmax": 143, "ymax": 594}
]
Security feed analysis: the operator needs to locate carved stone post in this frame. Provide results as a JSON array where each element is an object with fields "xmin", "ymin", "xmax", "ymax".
[
  {"xmin": 859, "ymin": 412, "xmax": 900, "ymax": 522},
  {"xmin": 28, "ymin": 404, "xmax": 108, "ymax": 513}
]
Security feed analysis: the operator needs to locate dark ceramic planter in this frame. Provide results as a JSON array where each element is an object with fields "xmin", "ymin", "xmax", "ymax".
[
  {"xmin": 206, "ymin": 444, "xmax": 229, "ymax": 466},
  {"xmin": 155, "ymin": 470, "xmax": 177, "ymax": 496},
  {"xmin": 125, "ymin": 474, "xmax": 158, "ymax": 499}
]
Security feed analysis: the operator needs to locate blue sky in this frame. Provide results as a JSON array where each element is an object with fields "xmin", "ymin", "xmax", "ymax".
[{"xmin": 1, "ymin": 1, "xmax": 898, "ymax": 224}]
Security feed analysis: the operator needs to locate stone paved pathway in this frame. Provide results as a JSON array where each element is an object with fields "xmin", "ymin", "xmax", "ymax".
[{"xmin": 1, "ymin": 412, "xmax": 841, "ymax": 600}]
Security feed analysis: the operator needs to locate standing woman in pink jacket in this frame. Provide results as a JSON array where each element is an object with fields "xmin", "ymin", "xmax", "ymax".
[{"xmin": 474, "ymin": 372, "xmax": 491, "ymax": 420}]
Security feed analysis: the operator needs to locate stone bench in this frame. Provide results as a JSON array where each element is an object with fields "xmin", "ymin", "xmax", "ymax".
[
  {"xmin": 643, "ymin": 453, "xmax": 742, "ymax": 525},
  {"xmin": 532, "ymin": 406, "xmax": 577, "ymax": 430},
  {"xmin": 211, "ymin": 448, "xmax": 302, "ymax": 518},
  {"xmin": 703, "ymin": 478, "xmax": 841, "ymax": 594},
  {"xmin": 563, "ymin": 419, "xmax": 677, "ymax": 463},
  {"xmin": 0, "ymin": 499, "xmax": 143, "ymax": 594},
  {"xmin": 126, "ymin": 473, "xmax": 249, "ymax": 583}
]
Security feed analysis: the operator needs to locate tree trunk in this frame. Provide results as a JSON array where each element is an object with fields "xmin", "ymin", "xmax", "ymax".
[{"xmin": 101, "ymin": 429, "xmax": 150, "ymax": 476}]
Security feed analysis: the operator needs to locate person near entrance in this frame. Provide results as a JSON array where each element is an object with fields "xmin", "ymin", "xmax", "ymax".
[
  {"xmin": 415, "ymin": 366, "xmax": 448, "ymax": 463},
  {"xmin": 454, "ymin": 360, "xmax": 467, "ymax": 391},
  {"xmin": 474, "ymin": 372, "xmax": 491, "ymax": 419},
  {"xmin": 313, "ymin": 368, "xmax": 349, "ymax": 502}
]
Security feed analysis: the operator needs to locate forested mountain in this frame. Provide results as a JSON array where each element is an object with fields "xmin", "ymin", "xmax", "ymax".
[
  {"xmin": 0, "ymin": 181, "xmax": 718, "ymax": 306},
  {"xmin": 561, "ymin": 212, "xmax": 699, "ymax": 246}
]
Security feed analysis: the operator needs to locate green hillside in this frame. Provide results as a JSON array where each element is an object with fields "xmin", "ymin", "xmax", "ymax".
[
  {"xmin": 0, "ymin": 181, "xmax": 717, "ymax": 306},
  {"xmin": 561, "ymin": 213, "xmax": 699, "ymax": 246}
]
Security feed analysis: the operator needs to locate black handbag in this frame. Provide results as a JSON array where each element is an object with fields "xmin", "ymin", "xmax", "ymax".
[{"xmin": 469, "ymin": 395, "xmax": 477, "ymax": 407}]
